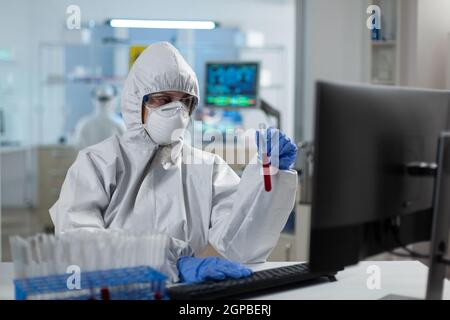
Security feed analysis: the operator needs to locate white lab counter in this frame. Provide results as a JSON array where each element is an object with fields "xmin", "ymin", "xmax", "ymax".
[
  {"xmin": 1, "ymin": 261, "xmax": 449, "ymax": 300},
  {"xmin": 249, "ymin": 261, "xmax": 450, "ymax": 299}
]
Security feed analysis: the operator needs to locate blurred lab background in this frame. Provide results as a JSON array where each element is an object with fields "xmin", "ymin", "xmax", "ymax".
[{"xmin": 1, "ymin": 0, "xmax": 449, "ymax": 264}]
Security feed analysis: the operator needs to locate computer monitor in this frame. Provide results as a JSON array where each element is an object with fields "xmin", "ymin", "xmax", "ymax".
[
  {"xmin": 205, "ymin": 62, "xmax": 259, "ymax": 108},
  {"xmin": 308, "ymin": 81, "xmax": 450, "ymax": 280}
]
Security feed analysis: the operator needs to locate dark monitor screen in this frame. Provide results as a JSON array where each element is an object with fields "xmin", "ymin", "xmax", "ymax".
[
  {"xmin": 309, "ymin": 81, "xmax": 450, "ymax": 272},
  {"xmin": 205, "ymin": 62, "xmax": 259, "ymax": 108}
]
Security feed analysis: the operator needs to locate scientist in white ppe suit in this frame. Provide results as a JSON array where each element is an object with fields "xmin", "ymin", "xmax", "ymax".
[
  {"xmin": 50, "ymin": 42, "xmax": 298, "ymax": 283},
  {"xmin": 73, "ymin": 84, "xmax": 126, "ymax": 149}
]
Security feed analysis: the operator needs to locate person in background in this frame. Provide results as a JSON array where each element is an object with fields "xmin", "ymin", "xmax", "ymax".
[
  {"xmin": 72, "ymin": 84, "xmax": 126, "ymax": 149},
  {"xmin": 51, "ymin": 42, "xmax": 298, "ymax": 283}
]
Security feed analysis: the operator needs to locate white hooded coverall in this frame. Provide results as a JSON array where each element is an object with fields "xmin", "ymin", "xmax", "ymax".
[
  {"xmin": 72, "ymin": 105, "xmax": 126, "ymax": 150},
  {"xmin": 50, "ymin": 42, "xmax": 298, "ymax": 264}
]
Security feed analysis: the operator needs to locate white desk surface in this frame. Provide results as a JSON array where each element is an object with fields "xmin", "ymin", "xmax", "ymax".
[
  {"xmin": 1, "ymin": 261, "xmax": 450, "ymax": 300},
  {"xmin": 248, "ymin": 261, "xmax": 450, "ymax": 300}
]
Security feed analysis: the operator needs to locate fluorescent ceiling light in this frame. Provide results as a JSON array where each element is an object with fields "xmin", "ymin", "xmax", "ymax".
[{"xmin": 109, "ymin": 19, "xmax": 216, "ymax": 30}]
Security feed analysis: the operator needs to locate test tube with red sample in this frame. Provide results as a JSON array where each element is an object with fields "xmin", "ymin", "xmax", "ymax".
[{"xmin": 259, "ymin": 124, "xmax": 272, "ymax": 192}]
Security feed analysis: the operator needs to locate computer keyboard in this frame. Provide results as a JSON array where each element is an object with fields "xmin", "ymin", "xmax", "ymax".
[{"xmin": 167, "ymin": 263, "xmax": 338, "ymax": 300}]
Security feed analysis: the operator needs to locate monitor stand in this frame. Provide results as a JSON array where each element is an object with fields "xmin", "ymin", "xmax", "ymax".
[
  {"xmin": 381, "ymin": 132, "xmax": 450, "ymax": 300},
  {"xmin": 425, "ymin": 132, "xmax": 450, "ymax": 300}
]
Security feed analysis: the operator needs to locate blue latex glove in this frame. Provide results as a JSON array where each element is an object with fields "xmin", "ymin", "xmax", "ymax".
[
  {"xmin": 177, "ymin": 256, "xmax": 253, "ymax": 283},
  {"xmin": 256, "ymin": 127, "xmax": 298, "ymax": 170}
]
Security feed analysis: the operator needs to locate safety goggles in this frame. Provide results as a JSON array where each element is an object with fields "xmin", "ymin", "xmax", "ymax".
[
  {"xmin": 97, "ymin": 96, "xmax": 113, "ymax": 102},
  {"xmin": 144, "ymin": 93, "xmax": 196, "ymax": 114}
]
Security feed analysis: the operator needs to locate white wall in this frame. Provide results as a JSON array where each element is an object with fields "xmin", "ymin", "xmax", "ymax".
[
  {"xmin": 0, "ymin": 0, "xmax": 296, "ymax": 143},
  {"xmin": 300, "ymin": 0, "xmax": 450, "ymax": 140},
  {"xmin": 416, "ymin": 0, "xmax": 450, "ymax": 89},
  {"xmin": 0, "ymin": 0, "xmax": 35, "ymax": 145},
  {"xmin": 398, "ymin": 0, "xmax": 418, "ymax": 87},
  {"xmin": 398, "ymin": 0, "xmax": 450, "ymax": 90},
  {"xmin": 301, "ymin": 0, "xmax": 368, "ymax": 141}
]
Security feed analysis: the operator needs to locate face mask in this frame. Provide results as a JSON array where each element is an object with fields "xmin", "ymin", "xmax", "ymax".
[{"xmin": 144, "ymin": 101, "xmax": 190, "ymax": 146}]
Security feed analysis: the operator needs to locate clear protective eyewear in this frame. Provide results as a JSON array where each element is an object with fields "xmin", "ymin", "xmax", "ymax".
[
  {"xmin": 144, "ymin": 93, "xmax": 196, "ymax": 114},
  {"xmin": 144, "ymin": 100, "xmax": 190, "ymax": 118}
]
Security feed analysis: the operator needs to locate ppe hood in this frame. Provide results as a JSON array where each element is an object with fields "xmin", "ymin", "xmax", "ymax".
[{"xmin": 121, "ymin": 42, "xmax": 199, "ymax": 137}]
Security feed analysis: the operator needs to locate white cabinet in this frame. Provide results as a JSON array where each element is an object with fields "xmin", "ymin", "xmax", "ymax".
[
  {"xmin": 268, "ymin": 182, "xmax": 309, "ymax": 262},
  {"xmin": 0, "ymin": 147, "xmax": 35, "ymax": 208},
  {"xmin": 268, "ymin": 233, "xmax": 296, "ymax": 262},
  {"xmin": 36, "ymin": 145, "xmax": 77, "ymax": 230}
]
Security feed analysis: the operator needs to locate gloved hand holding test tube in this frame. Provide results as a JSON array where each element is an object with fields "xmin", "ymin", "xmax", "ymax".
[{"xmin": 256, "ymin": 126, "xmax": 298, "ymax": 191}]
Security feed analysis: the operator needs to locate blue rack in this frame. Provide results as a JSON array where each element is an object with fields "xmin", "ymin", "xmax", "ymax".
[{"xmin": 14, "ymin": 266, "xmax": 168, "ymax": 300}]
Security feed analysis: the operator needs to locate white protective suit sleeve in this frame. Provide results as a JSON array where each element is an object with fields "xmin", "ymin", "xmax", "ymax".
[
  {"xmin": 50, "ymin": 149, "xmax": 109, "ymax": 232},
  {"xmin": 208, "ymin": 155, "xmax": 298, "ymax": 263},
  {"xmin": 50, "ymin": 148, "xmax": 193, "ymax": 282}
]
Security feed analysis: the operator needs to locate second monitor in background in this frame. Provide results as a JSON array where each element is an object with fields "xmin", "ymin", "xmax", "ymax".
[
  {"xmin": 205, "ymin": 62, "xmax": 260, "ymax": 108},
  {"xmin": 204, "ymin": 61, "xmax": 281, "ymax": 128}
]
